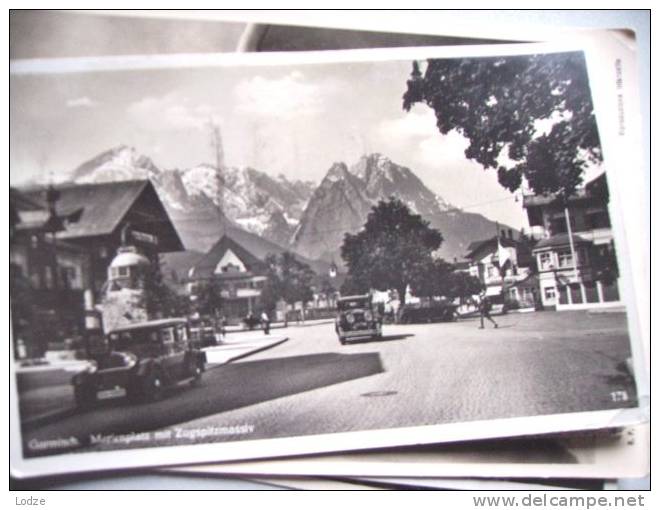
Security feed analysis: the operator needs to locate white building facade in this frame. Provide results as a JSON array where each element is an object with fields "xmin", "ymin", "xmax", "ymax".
[{"xmin": 523, "ymin": 173, "xmax": 621, "ymax": 311}]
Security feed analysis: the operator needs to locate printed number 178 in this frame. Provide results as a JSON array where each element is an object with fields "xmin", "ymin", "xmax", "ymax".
[{"xmin": 610, "ymin": 390, "xmax": 629, "ymax": 402}]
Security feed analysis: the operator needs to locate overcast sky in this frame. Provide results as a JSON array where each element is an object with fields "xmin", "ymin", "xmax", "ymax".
[{"xmin": 10, "ymin": 56, "xmax": 535, "ymax": 229}]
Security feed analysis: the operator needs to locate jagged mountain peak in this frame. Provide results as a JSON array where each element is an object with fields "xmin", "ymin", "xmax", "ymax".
[
  {"xmin": 65, "ymin": 145, "xmax": 317, "ymax": 253},
  {"xmin": 323, "ymin": 162, "xmax": 351, "ymax": 183},
  {"xmin": 292, "ymin": 154, "xmax": 488, "ymax": 262},
  {"xmin": 350, "ymin": 153, "xmax": 419, "ymax": 186},
  {"xmin": 71, "ymin": 145, "xmax": 160, "ymax": 183}
]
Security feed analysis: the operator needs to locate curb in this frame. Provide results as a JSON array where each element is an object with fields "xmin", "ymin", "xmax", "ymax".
[
  {"xmin": 223, "ymin": 337, "xmax": 289, "ymax": 364},
  {"xmin": 21, "ymin": 337, "xmax": 289, "ymax": 430}
]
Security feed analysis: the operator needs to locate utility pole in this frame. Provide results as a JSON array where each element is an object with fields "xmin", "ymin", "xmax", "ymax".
[
  {"xmin": 564, "ymin": 207, "xmax": 579, "ymax": 281},
  {"xmin": 208, "ymin": 119, "xmax": 225, "ymax": 221}
]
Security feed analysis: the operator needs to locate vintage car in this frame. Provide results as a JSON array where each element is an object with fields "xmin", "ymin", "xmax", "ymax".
[
  {"xmin": 335, "ymin": 294, "xmax": 382, "ymax": 345},
  {"xmin": 242, "ymin": 313, "xmax": 262, "ymax": 330},
  {"xmin": 399, "ymin": 303, "xmax": 458, "ymax": 324},
  {"xmin": 71, "ymin": 318, "xmax": 207, "ymax": 408}
]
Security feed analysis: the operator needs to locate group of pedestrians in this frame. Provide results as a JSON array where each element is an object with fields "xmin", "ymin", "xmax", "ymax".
[{"xmin": 213, "ymin": 312, "xmax": 271, "ymax": 342}]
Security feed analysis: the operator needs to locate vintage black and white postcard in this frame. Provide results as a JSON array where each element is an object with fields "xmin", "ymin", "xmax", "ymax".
[{"xmin": 9, "ymin": 28, "xmax": 648, "ymax": 476}]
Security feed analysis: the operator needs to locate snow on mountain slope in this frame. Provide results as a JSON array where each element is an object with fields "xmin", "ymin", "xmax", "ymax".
[
  {"xmin": 292, "ymin": 154, "xmax": 512, "ymax": 263},
  {"xmin": 69, "ymin": 146, "xmax": 315, "ymax": 251}
]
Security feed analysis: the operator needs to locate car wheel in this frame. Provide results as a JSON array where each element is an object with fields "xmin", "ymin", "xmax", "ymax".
[
  {"xmin": 142, "ymin": 369, "xmax": 164, "ymax": 402},
  {"xmin": 74, "ymin": 384, "xmax": 96, "ymax": 409}
]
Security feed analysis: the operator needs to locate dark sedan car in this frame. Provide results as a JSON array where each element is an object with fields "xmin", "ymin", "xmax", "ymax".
[
  {"xmin": 335, "ymin": 294, "xmax": 383, "ymax": 345},
  {"xmin": 72, "ymin": 318, "xmax": 207, "ymax": 408}
]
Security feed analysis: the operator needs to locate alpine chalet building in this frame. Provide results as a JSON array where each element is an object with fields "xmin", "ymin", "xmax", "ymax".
[{"xmin": 523, "ymin": 173, "xmax": 621, "ymax": 310}]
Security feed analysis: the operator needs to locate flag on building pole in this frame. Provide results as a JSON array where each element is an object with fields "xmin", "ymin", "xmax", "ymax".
[
  {"xmin": 494, "ymin": 221, "xmax": 511, "ymax": 271},
  {"xmin": 498, "ymin": 235, "xmax": 511, "ymax": 273}
]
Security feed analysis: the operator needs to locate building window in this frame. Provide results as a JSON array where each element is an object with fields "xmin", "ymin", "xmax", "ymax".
[
  {"xmin": 222, "ymin": 262, "xmax": 242, "ymax": 273},
  {"xmin": 44, "ymin": 266, "xmax": 54, "ymax": 289},
  {"xmin": 569, "ymin": 283, "xmax": 583, "ymax": 304},
  {"xmin": 550, "ymin": 217, "xmax": 567, "ymax": 235},
  {"xmin": 538, "ymin": 252, "xmax": 553, "ymax": 271},
  {"xmin": 60, "ymin": 266, "xmax": 77, "ymax": 289},
  {"xmin": 586, "ymin": 210, "xmax": 611, "ymax": 229},
  {"xmin": 557, "ymin": 250, "xmax": 574, "ymax": 268},
  {"xmin": 486, "ymin": 265, "xmax": 498, "ymax": 279},
  {"xmin": 544, "ymin": 287, "xmax": 556, "ymax": 301},
  {"xmin": 584, "ymin": 282, "xmax": 599, "ymax": 303},
  {"xmin": 31, "ymin": 235, "xmax": 39, "ymax": 248},
  {"xmin": 578, "ymin": 248, "xmax": 589, "ymax": 266},
  {"xmin": 99, "ymin": 246, "xmax": 108, "ymax": 259},
  {"xmin": 110, "ymin": 266, "xmax": 129, "ymax": 279},
  {"xmin": 602, "ymin": 279, "xmax": 620, "ymax": 302}
]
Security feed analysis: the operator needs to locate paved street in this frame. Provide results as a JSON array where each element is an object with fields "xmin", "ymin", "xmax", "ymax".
[
  {"xmin": 16, "ymin": 333, "xmax": 287, "ymax": 429},
  {"xmin": 20, "ymin": 311, "xmax": 637, "ymax": 457}
]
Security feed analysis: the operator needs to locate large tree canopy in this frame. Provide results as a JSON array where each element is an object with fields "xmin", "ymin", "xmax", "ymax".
[
  {"xmin": 409, "ymin": 258, "xmax": 454, "ymax": 299},
  {"xmin": 261, "ymin": 252, "xmax": 315, "ymax": 316},
  {"xmin": 341, "ymin": 197, "xmax": 443, "ymax": 307},
  {"xmin": 409, "ymin": 259, "xmax": 484, "ymax": 302},
  {"xmin": 403, "ymin": 52, "xmax": 602, "ymax": 199}
]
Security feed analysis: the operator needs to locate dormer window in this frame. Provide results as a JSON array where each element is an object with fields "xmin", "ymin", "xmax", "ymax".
[
  {"xmin": 214, "ymin": 249, "xmax": 247, "ymax": 274},
  {"xmin": 222, "ymin": 262, "xmax": 241, "ymax": 273}
]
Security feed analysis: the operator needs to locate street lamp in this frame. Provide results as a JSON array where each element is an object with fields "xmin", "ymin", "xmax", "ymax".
[{"xmin": 329, "ymin": 260, "xmax": 337, "ymax": 279}]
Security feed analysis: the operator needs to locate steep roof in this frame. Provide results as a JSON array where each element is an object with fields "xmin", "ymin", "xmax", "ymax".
[
  {"xmin": 522, "ymin": 173, "xmax": 609, "ymax": 208},
  {"xmin": 10, "ymin": 188, "xmax": 44, "ymax": 212},
  {"xmin": 190, "ymin": 224, "xmax": 334, "ymax": 280},
  {"xmin": 10, "ymin": 187, "xmax": 65, "ymax": 233},
  {"xmin": 22, "ymin": 180, "xmax": 183, "ymax": 251},
  {"xmin": 191, "ymin": 233, "xmax": 268, "ymax": 279},
  {"xmin": 25, "ymin": 180, "xmax": 148, "ymax": 238}
]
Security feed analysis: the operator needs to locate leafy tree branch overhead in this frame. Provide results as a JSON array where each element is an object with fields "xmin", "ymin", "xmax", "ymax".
[{"xmin": 403, "ymin": 52, "xmax": 602, "ymax": 200}]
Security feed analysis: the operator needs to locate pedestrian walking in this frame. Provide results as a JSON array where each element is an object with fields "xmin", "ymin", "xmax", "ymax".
[
  {"xmin": 218, "ymin": 315, "xmax": 227, "ymax": 342},
  {"xmin": 478, "ymin": 294, "xmax": 498, "ymax": 329},
  {"xmin": 261, "ymin": 310, "xmax": 271, "ymax": 335}
]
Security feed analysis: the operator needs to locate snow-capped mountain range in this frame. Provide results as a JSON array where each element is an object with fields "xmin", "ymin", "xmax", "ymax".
[
  {"xmin": 65, "ymin": 145, "xmax": 511, "ymax": 263},
  {"xmin": 290, "ymin": 153, "xmax": 506, "ymax": 263},
  {"xmin": 70, "ymin": 145, "xmax": 315, "ymax": 250}
]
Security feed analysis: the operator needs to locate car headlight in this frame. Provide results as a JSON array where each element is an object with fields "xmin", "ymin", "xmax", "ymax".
[
  {"xmin": 364, "ymin": 310, "xmax": 373, "ymax": 321},
  {"xmin": 122, "ymin": 353, "xmax": 138, "ymax": 369},
  {"xmin": 345, "ymin": 313, "xmax": 355, "ymax": 324}
]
